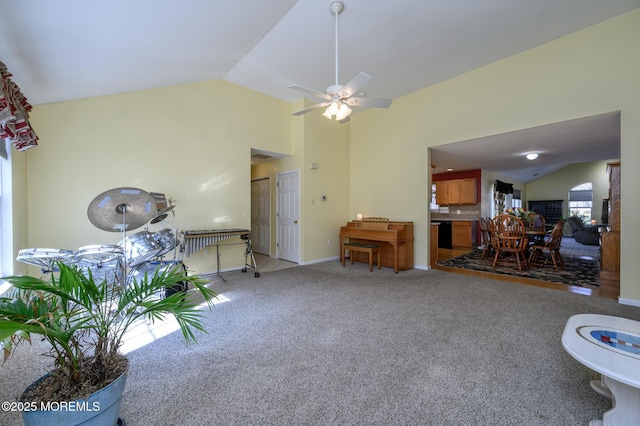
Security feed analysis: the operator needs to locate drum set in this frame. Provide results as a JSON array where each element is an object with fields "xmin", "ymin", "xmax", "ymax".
[{"xmin": 16, "ymin": 187, "xmax": 186, "ymax": 299}]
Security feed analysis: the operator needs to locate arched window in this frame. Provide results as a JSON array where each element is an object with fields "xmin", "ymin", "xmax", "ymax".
[{"xmin": 569, "ymin": 182, "xmax": 593, "ymax": 221}]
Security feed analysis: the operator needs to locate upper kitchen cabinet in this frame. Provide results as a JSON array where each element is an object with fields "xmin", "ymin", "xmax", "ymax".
[
  {"xmin": 435, "ymin": 181, "xmax": 448, "ymax": 205},
  {"xmin": 436, "ymin": 178, "xmax": 477, "ymax": 205}
]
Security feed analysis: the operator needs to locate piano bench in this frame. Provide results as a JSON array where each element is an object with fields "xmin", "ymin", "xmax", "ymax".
[{"xmin": 342, "ymin": 242, "xmax": 381, "ymax": 272}]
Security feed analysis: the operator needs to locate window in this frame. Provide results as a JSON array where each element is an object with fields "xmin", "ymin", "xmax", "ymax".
[
  {"xmin": 0, "ymin": 141, "xmax": 12, "ymax": 282},
  {"xmin": 511, "ymin": 189, "xmax": 522, "ymax": 209},
  {"xmin": 569, "ymin": 182, "xmax": 593, "ymax": 221},
  {"xmin": 0, "ymin": 149, "xmax": 4, "ymax": 278}
]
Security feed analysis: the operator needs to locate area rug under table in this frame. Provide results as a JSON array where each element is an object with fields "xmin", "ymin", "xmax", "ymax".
[{"xmin": 439, "ymin": 249, "xmax": 599, "ymax": 287}]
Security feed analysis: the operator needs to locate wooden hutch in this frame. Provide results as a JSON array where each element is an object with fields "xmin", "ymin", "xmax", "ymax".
[{"xmin": 600, "ymin": 162, "xmax": 620, "ymax": 298}]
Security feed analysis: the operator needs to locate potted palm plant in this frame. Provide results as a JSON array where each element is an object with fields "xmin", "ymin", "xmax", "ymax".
[{"xmin": 0, "ymin": 261, "xmax": 216, "ymax": 425}]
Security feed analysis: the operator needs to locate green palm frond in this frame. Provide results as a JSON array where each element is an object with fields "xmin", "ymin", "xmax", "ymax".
[{"xmin": 1, "ymin": 260, "xmax": 216, "ymax": 382}]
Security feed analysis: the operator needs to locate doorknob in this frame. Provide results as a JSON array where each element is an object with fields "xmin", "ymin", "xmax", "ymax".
[{"xmin": 294, "ymin": 220, "xmax": 298, "ymax": 224}]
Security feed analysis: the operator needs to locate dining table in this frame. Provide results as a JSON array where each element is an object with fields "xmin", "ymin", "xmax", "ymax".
[{"xmin": 525, "ymin": 226, "xmax": 548, "ymax": 242}]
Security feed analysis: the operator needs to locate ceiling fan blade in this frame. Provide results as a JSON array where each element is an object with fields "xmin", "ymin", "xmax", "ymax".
[
  {"xmin": 288, "ymin": 85, "xmax": 332, "ymax": 102},
  {"xmin": 338, "ymin": 116, "xmax": 351, "ymax": 124},
  {"xmin": 344, "ymin": 97, "xmax": 392, "ymax": 109},
  {"xmin": 292, "ymin": 102, "xmax": 330, "ymax": 116},
  {"xmin": 340, "ymin": 72, "xmax": 372, "ymax": 98}
]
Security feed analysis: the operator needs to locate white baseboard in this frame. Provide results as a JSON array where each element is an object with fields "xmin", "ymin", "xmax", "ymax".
[
  {"xmin": 301, "ymin": 257, "xmax": 432, "ymax": 270},
  {"xmin": 618, "ymin": 297, "xmax": 640, "ymax": 307},
  {"xmin": 299, "ymin": 256, "xmax": 340, "ymax": 265}
]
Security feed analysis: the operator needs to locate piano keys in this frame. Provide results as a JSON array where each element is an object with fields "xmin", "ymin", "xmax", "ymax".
[{"xmin": 340, "ymin": 221, "xmax": 414, "ymax": 272}]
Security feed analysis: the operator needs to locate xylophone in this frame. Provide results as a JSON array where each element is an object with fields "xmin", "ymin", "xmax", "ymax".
[
  {"xmin": 180, "ymin": 228, "xmax": 250, "ymax": 257},
  {"xmin": 179, "ymin": 229, "xmax": 259, "ymax": 279}
]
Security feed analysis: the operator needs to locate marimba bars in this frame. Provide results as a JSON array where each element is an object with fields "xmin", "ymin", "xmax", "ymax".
[{"xmin": 180, "ymin": 229, "xmax": 259, "ymax": 279}]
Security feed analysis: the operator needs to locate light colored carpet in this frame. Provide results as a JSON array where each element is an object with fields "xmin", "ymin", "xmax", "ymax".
[{"xmin": 1, "ymin": 261, "xmax": 638, "ymax": 425}]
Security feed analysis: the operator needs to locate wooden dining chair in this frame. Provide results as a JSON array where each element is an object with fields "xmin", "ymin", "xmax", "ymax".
[
  {"xmin": 490, "ymin": 214, "xmax": 529, "ymax": 272},
  {"xmin": 527, "ymin": 212, "xmax": 546, "ymax": 229},
  {"xmin": 528, "ymin": 219, "xmax": 566, "ymax": 271},
  {"xmin": 525, "ymin": 212, "xmax": 547, "ymax": 243},
  {"xmin": 478, "ymin": 217, "xmax": 494, "ymax": 260}
]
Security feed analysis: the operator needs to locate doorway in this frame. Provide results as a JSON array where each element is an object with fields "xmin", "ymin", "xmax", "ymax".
[{"xmin": 250, "ymin": 177, "xmax": 270, "ymax": 255}]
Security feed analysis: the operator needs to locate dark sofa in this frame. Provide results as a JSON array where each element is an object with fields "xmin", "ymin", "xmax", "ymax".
[{"xmin": 566, "ymin": 216, "xmax": 600, "ymax": 245}]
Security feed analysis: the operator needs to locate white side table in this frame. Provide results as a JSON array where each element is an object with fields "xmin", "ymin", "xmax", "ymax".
[{"xmin": 562, "ymin": 314, "xmax": 640, "ymax": 426}]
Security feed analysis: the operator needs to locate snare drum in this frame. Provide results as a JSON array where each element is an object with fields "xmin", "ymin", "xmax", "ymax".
[
  {"xmin": 76, "ymin": 245, "xmax": 124, "ymax": 265},
  {"xmin": 152, "ymin": 228, "xmax": 177, "ymax": 257},
  {"xmin": 127, "ymin": 261, "xmax": 188, "ymax": 299},
  {"xmin": 16, "ymin": 248, "xmax": 77, "ymax": 270},
  {"xmin": 75, "ymin": 245, "xmax": 125, "ymax": 285},
  {"xmin": 120, "ymin": 231, "xmax": 161, "ymax": 266}
]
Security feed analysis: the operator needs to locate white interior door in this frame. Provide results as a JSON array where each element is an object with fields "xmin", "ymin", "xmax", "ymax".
[
  {"xmin": 277, "ymin": 170, "xmax": 299, "ymax": 263},
  {"xmin": 250, "ymin": 178, "xmax": 270, "ymax": 255}
]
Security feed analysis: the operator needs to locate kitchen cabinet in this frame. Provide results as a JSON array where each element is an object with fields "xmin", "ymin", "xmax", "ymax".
[
  {"xmin": 435, "ymin": 181, "xmax": 448, "ymax": 205},
  {"xmin": 435, "ymin": 178, "xmax": 476, "ymax": 205},
  {"xmin": 459, "ymin": 179, "xmax": 476, "ymax": 204},
  {"xmin": 452, "ymin": 221, "xmax": 474, "ymax": 249},
  {"xmin": 447, "ymin": 180, "xmax": 462, "ymax": 204}
]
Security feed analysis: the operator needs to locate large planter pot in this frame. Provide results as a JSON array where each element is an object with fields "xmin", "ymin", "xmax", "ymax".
[{"xmin": 21, "ymin": 372, "xmax": 127, "ymax": 426}]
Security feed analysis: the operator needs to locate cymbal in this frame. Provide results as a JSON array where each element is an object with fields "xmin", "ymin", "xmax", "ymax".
[
  {"xmin": 87, "ymin": 187, "xmax": 157, "ymax": 232},
  {"xmin": 150, "ymin": 205, "xmax": 175, "ymax": 224}
]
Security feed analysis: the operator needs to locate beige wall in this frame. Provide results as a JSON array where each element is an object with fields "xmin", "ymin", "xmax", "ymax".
[
  {"xmin": 20, "ymin": 85, "xmax": 347, "ymax": 276},
  {"xmin": 251, "ymin": 100, "xmax": 350, "ymax": 263},
  {"xmin": 350, "ymin": 10, "xmax": 640, "ymax": 302},
  {"xmin": 23, "ymin": 80, "xmax": 292, "ymax": 275},
  {"xmin": 526, "ymin": 160, "xmax": 616, "ymax": 223}
]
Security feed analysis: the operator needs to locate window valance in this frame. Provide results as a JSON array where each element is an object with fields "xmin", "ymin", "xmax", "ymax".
[
  {"xmin": 0, "ymin": 60, "xmax": 38, "ymax": 155},
  {"xmin": 495, "ymin": 180, "xmax": 514, "ymax": 194}
]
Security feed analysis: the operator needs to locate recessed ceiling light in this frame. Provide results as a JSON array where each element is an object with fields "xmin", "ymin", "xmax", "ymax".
[
  {"xmin": 447, "ymin": 168, "xmax": 453, "ymax": 172},
  {"xmin": 526, "ymin": 152, "xmax": 539, "ymax": 160}
]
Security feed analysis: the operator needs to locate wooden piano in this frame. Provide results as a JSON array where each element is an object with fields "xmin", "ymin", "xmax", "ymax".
[{"xmin": 340, "ymin": 221, "xmax": 414, "ymax": 272}]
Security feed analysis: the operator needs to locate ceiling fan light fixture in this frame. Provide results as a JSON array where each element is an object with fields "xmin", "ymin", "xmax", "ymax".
[
  {"xmin": 323, "ymin": 101, "xmax": 339, "ymax": 119},
  {"xmin": 526, "ymin": 152, "xmax": 539, "ymax": 160},
  {"xmin": 322, "ymin": 100, "xmax": 351, "ymax": 121},
  {"xmin": 335, "ymin": 103, "xmax": 352, "ymax": 121}
]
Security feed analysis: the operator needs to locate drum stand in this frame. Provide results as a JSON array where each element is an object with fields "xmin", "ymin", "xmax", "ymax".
[
  {"xmin": 210, "ymin": 233, "xmax": 260, "ymax": 281},
  {"xmin": 118, "ymin": 206, "xmax": 132, "ymax": 290},
  {"xmin": 241, "ymin": 233, "xmax": 260, "ymax": 278}
]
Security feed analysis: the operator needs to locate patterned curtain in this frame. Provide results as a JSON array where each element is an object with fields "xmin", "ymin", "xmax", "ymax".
[{"xmin": 0, "ymin": 60, "xmax": 38, "ymax": 154}]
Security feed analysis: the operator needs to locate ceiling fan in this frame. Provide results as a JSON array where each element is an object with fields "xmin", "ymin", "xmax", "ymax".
[{"xmin": 289, "ymin": 1, "xmax": 392, "ymax": 123}]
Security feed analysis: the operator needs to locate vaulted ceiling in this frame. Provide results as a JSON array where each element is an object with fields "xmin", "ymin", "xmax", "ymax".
[
  {"xmin": 430, "ymin": 112, "xmax": 620, "ymax": 183},
  {"xmin": 1, "ymin": 0, "xmax": 633, "ymax": 180}
]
